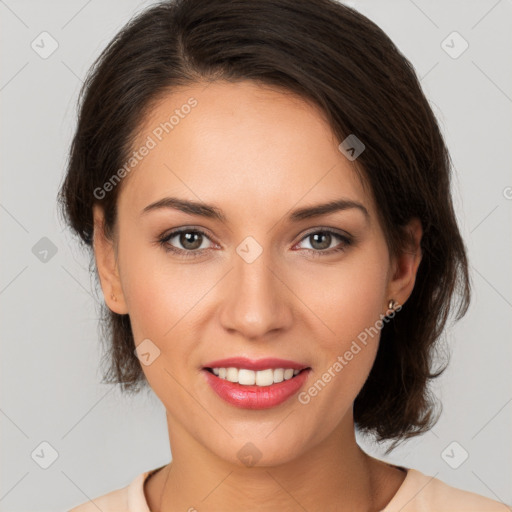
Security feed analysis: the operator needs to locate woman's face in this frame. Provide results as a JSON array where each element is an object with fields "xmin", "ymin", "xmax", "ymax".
[{"xmin": 94, "ymin": 80, "xmax": 420, "ymax": 466}]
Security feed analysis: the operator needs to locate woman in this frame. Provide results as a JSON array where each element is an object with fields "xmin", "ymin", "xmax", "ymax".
[{"xmin": 60, "ymin": 0, "xmax": 508, "ymax": 510}]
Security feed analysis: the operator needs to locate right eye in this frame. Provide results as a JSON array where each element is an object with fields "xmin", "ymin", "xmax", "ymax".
[{"xmin": 157, "ymin": 228, "xmax": 215, "ymax": 257}]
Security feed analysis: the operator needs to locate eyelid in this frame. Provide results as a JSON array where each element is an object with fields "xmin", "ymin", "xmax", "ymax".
[{"xmin": 295, "ymin": 226, "xmax": 352, "ymax": 242}]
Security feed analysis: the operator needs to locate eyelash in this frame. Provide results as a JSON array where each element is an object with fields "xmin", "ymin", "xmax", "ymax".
[{"xmin": 156, "ymin": 227, "xmax": 353, "ymax": 259}]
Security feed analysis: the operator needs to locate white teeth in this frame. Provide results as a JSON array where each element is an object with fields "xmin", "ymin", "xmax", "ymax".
[
  {"xmin": 226, "ymin": 367, "xmax": 238, "ymax": 382},
  {"xmin": 283, "ymin": 369, "xmax": 294, "ymax": 380},
  {"xmin": 255, "ymin": 369, "xmax": 273, "ymax": 386},
  {"xmin": 239, "ymin": 368, "xmax": 256, "ymax": 385},
  {"xmin": 209, "ymin": 367, "xmax": 305, "ymax": 386},
  {"xmin": 273, "ymin": 368, "xmax": 284, "ymax": 383}
]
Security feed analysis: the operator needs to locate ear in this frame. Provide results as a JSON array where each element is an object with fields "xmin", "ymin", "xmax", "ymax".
[
  {"xmin": 385, "ymin": 217, "xmax": 423, "ymax": 310},
  {"xmin": 92, "ymin": 204, "xmax": 128, "ymax": 314}
]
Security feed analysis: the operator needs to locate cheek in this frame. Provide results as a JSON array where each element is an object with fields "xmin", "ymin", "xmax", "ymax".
[
  {"xmin": 116, "ymin": 236, "xmax": 183, "ymax": 345},
  {"xmin": 294, "ymin": 249, "xmax": 389, "ymax": 350},
  {"xmin": 290, "ymin": 243, "xmax": 389, "ymax": 406},
  {"xmin": 120, "ymin": 260, "xmax": 199, "ymax": 393},
  {"xmin": 292, "ymin": 268, "xmax": 387, "ymax": 433},
  {"xmin": 118, "ymin": 237, "xmax": 216, "ymax": 368},
  {"xmin": 339, "ymin": 260, "xmax": 388, "ymax": 338}
]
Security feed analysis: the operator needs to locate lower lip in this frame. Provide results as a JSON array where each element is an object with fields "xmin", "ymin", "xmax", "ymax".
[{"xmin": 203, "ymin": 369, "xmax": 310, "ymax": 410}]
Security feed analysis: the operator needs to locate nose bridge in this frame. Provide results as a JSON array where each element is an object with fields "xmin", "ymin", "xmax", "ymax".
[{"xmin": 219, "ymin": 237, "xmax": 291, "ymax": 339}]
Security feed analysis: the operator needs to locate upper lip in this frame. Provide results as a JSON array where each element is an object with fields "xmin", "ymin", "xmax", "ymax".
[{"xmin": 203, "ymin": 357, "xmax": 309, "ymax": 371}]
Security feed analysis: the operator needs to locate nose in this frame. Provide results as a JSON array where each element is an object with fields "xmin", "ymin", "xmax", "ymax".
[{"xmin": 218, "ymin": 247, "xmax": 293, "ymax": 340}]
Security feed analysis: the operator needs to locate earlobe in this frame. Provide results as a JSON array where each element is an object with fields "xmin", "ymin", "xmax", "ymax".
[
  {"xmin": 92, "ymin": 204, "xmax": 128, "ymax": 314},
  {"xmin": 387, "ymin": 217, "xmax": 423, "ymax": 309}
]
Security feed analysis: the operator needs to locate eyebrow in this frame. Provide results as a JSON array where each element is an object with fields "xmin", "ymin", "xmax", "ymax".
[{"xmin": 141, "ymin": 197, "xmax": 369, "ymax": 222}]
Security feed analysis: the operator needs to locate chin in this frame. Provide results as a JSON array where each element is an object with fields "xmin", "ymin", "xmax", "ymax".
[{"xmin": 204, "ymin": 431, "xmax": 311, "ymax": 469}]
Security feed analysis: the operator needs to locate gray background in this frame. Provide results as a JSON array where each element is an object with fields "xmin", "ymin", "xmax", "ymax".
[{"xmin": 1, "ymin": 0, "xmax": 511, "ymax": 510}]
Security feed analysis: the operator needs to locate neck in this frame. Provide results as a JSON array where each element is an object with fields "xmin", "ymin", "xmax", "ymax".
[{"xmin": 145, "ymin": 411, "xmax": 404, "ymax": 512}]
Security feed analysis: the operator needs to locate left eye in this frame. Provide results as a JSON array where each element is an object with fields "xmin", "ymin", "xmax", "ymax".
[{"xmin": 295, "ymin": 230, "xmax": 351, "ymax": 253}]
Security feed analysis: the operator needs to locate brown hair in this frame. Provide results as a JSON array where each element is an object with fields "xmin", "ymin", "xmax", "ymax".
[{"xmin": 57, "ymin": 0, "xmax": 470, "ymax": 452}]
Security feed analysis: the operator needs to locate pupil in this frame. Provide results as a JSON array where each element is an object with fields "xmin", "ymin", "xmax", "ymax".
[
  {"xmin": 311, "ymin": 233, "xmax": 331, "ymax": 250},
  {"xmin": 181, "ymin": 232, "xmax": 202, "ymax": 250}
]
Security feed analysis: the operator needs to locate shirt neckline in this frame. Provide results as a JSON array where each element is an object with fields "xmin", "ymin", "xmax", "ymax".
[{"xmin": 133, "ymin": 463, "xmax": 414, "ymax": 512}]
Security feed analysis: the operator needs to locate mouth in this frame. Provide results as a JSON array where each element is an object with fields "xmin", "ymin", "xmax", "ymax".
[{"xmin": 201, "ymin": 358, "xmax": 312, "ymax": 410}]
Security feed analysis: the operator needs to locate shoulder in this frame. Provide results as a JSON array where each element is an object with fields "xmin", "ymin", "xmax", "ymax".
[
  {"xmin": 67, "ymin": 471, "xmax": 150, "ymax": 512},
  {"xmin": 384, "ymin": 468, "xmax": 510, "ymax": 512},
  {"xmin": 68, "ymin": 487, "xmax": 128, "ymax": 512}
]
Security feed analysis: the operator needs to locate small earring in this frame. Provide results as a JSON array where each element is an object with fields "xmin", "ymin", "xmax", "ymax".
[
  {"xmin": 388, "ymin": 299, "xmax": 396, "ymax": 310},
  {"xmin": 111, "ymin": 292, "xmax": 117, "ymax": 302}
]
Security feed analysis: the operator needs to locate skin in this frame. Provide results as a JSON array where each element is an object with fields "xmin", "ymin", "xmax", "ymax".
[{"xmin": 93, "ymin": 80, "xmax": 422, "ymax": 511}]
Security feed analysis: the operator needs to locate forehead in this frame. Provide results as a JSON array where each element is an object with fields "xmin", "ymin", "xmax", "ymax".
[{"xmin": 118, "ymin": 80, "xmax": 374, "ymax": 224}]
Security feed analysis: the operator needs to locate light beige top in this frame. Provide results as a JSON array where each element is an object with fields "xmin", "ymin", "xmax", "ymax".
[{"xmin": 68, "ymin": 464, "xmax": 510, "ymax": 511}]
